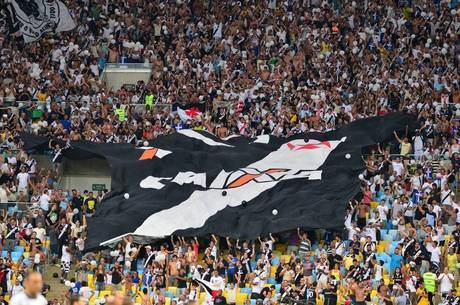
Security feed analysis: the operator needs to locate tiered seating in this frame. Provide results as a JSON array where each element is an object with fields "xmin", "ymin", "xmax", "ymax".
[{"xmin": 81, "ymin": 200, "xmax": 460, "ymax": 305}]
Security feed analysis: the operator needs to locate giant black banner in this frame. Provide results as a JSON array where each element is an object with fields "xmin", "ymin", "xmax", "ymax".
[{"xmin": 22, "ymin": 112, "xmax": 415, "ymax": 249}]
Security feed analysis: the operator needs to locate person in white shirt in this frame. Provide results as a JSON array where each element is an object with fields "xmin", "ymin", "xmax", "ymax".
[
  {"xmin": 11, "ymin": 280, "xmax": 24, "ymax": 297},
  {"xmin": 60, "ymin": 243, "xmax": 72, "ymax": 282},
  {"xmin": 440, "ymin": 184, "xmax": 454, "ymax": 206},
  {"xmin": 209, "ymin": 271, "xmax": 225, "ymax": 290},
  {"xmin": 376, "ymin": 201, "xmax": 389, "ymax": 219},
  {"xmin": 79, "ymin": 281, "xmax": 94, "ymax": 303},
  {"xmin": 0, "ymin": 184, "xmax": 10, "ymax": 203},
  {"xmin": 16, "ymin": 167, "xmax": 30, "ymax": 192},
  {"xmin": 226, "ymin": 282, "xmax": 237, "ymax": 305},
  {"xmin": 251, "ymin": 276, "xmax": 263, "ymax": 300},
  {"xmin": 437, "ymin": 267, "xmax": 455, "ymax": 297},
  {"xmin": 391, "ymin": 157, "xmax": 404, "ymax": 176},
  {"xmin": 32, "ymin": 222, "xmax": 46, "ymax": 244},
  {"xmin": 39, "ymin": 190, "xmax": 51, "ymax": 212},
  {"xmin": 9, "ymin": 272, "xmax": 47, "ymax": 305},
  {"xmin": 426, "ymin": 241, "xmax": 441, "ymax": 269}
]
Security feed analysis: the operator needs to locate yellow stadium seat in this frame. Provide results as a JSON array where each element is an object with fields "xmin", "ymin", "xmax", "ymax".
[
  {"xmin": 167, "ymin": 286, "xmax": 177, "ymax": 296},
  {"xmin": 165, "ymin": 297, "xmax": 171, "ymax": 305},
  {"xmin": 199, "ymin": 292, "xmax": 207, "ymax": 304},
  {"xmin": 370, "ymin": 201, "xmax": 379, "ymax": 209},
  {"xmin": 270, "ymin": 266, "xmax": 277, "ymax": 277},
  {"xmin": 275, "ymin": 244, "xmax": 287, "ymax": 253},
  {"xmin": 316, "ymin": 295, "xmax": 324, "ymax": 305},
  {"xmin": 281, "ymin": 255, "xmax": 291, "ymax": 263},
  {"xmin": 236, "ymin": 293, "xmax": 248, "ymax": 305},
  {"xmin": 87, "ymin": 274, "xmax": 94, "ymax": 289}
]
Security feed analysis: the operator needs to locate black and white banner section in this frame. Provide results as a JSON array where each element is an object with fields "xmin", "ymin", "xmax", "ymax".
[
  {"xmin": 20, "ymin": 112, "xmax": 417, "ymax": 250},
  {"xmin": 7, "ymin": 0, "xmax": 75, "ymax": 42}
]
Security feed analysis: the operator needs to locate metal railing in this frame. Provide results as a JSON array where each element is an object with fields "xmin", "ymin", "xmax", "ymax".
[
  {"xmin": 104, "ymin": 63, "xmax": 153, "ymax": 70},
  {"xmin": 0, "ymin": 202, "xmax": 34, "ymax": 216}
]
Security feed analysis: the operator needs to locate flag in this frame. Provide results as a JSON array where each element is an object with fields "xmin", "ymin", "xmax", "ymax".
[
  {"xmin": 177, "ymin": 107, "xmax": 202, "ymax": 122},
  {"xmin": 7, "ymin": 0, "xmax": 75, "ymax": 43},
  {"xmin": 21, "ymin": 112, "xmax": 416, "ymax": 249}
]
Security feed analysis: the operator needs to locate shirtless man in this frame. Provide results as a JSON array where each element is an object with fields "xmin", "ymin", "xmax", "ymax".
[
  {"xmin": 168, "ymin": 255, "xmax": 180, "ymax": 286},
  {"xmin": 357, "ymin": 201, "xmax": 369, "ymax": 229},
  {"xmin": 351, "ymin": 281, "xmax": 371, "ymax": 305}
]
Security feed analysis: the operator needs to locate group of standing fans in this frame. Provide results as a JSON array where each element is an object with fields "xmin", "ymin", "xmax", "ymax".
[{"xmin": 0, "ymin": 0, "xmax": 458, "ymax": 304}]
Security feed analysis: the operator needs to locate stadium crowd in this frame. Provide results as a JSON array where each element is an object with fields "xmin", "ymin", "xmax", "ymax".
[{"xmin": 0, "ymin": 0, "xmax": 459, "ymax": 304}]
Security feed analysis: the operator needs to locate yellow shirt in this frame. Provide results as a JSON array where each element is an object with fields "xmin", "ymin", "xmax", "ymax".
[
  {"xmin": 330, "ymin": 269, "xmax": 340, "ymax": 280},
  {"xmin": 400, "ymin": 142, "xmax": 412, "ymax": 156},
  {"xmin": 37, "ymin": 91, "xmax": 47, "ymax": 102},
  {"xmin": 447, "ymin": 253, "xmax": 457, "ymax": 271},
  {"xmin": 417, "ymin": 288, "xmax": 429, "ymax": 305}
]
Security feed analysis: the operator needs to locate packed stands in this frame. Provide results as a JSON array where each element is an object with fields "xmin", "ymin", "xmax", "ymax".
[{"xmin": 0, "ymin": 0, "xmax": 459, "ymax": 304}]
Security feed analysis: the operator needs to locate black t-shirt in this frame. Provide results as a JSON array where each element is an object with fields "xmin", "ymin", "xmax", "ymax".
[
  {"xmin": 111, "ymin": 267, "xmax": 122, "ymax": 284},
  {"xmin": 323, "ymin": 288, "xmax": 337, "ymax": 305},
  {"xmin": 414, "ymin": 205, "xmax": 427, "ymax": 220},
  {"xmin": 177, "ymin": 272, "xmax": 187, "ymax": 288},
  {"xmin": 155, "ymin": 274, "xmax": 166, "ymax": 288},
  {"xmin": 327, "ymin": 254, "xmax": 342, "ymax": 267},
  {"xmin": 84, "ymin": 197, "xmax": 97, "ymax": 213},
  {"xmin": 453, "ymin": 229, "xmax": 460, "ymax": 243},
  {"xmin": 306, "ymin": 287, "xmax": 316, "ymax": 304},
  {"xmin": 71, "ymin": 196, "xmax": 83, "ymax": 211}
]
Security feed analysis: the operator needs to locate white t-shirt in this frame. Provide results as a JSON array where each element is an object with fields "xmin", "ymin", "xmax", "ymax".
[
  {"xmin": 39, "ymin": 194, "xmax": 50, "ymax": 211},
  {"xmin": 210, "ymin": 275, "xmax": 225, "ymax": 290},
  {"xmin": 11, "ymin": 285, "xmax": 24, "ymax": 296},
  {"xmin": 377, "ymin": 205, "xmax": 389, "ymax": 218},
  {"xmin": 10, "ymin": 292, "xmax": 47, "ymax": 305},
  {"xmin": 61, "ymin": 245, "xmax": 71, "ymax": 263},
  {"xmin": 0, "ymin": 187, "xmax": 8, "ymax": 203},
  {"xmin": 440, "ymin": 189, "xmax": 453, "ymax": 206},
  {"xmin": 426, "ymin": 245, "xmax": 441, "ymax": 263},
  {"xmin": 32, "ymin": 228, "xmax": 46, "ymax": 243},
  {"xmin": 392, "ymin": 161, "xmax": 404, "ymax": 176},
  {"xmin": 251, "ymin": 277, "xmax": 262, "ymax": 294},
  {"xmin": 79, "ymin": 286, "xmax": 93, "ymax": 301},
  {"xmin": 16, "ymin": 173, "xmax": 29, "ymax": 189},
  {"xmin": 437, "ymin": 273, "xmax": 454, "ymax": 293}
]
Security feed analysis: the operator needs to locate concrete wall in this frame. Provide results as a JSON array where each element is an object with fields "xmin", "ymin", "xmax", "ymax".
[
  {"xmin": 102, "ymin": 65, "xmax": 152, "ymax": 91},
  {"xmin": 60, "ymin": 158, "xmax": 112, "ymax": 191},
  {"xmin": 60, "ymin": 175, "xmax": 111, "ymax": 192}
]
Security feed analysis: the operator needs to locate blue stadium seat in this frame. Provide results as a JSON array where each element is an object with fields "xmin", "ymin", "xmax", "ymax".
[
  {"xmin": 267, "ymin": 278, "xmax": 277, "ymax": 285},
  {"xmin": 271, "ymin": 256, "xmax": 280, "ymax": 266},
  {"xmin": 388, "ymin": 230, "xmax": 398, "ymax": 241},
  {"xmin": 11, "ymin": 252, "xmax": 22, "ymax": 262},
  {"xmin": 14, "ymin": 246, "xmax": 24, "ymax": 253}
]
